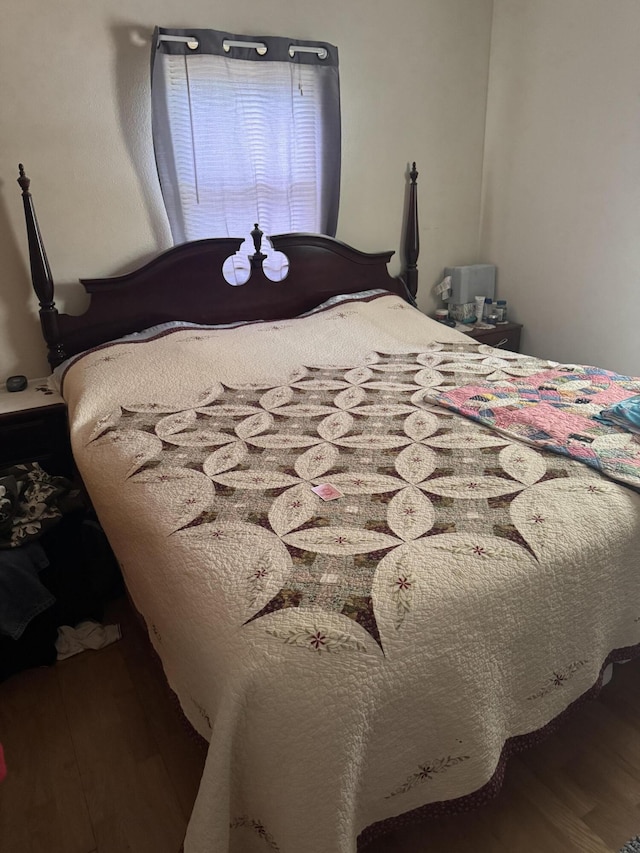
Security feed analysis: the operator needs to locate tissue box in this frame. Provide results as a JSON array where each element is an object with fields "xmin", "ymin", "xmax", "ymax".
[
  {"xmin": 449, "ymin": 303, "xmax": 476, "ymax": 323},
  {"xmin": 444, "ymin": 264, "xmax": 496, "ymax": 304}
]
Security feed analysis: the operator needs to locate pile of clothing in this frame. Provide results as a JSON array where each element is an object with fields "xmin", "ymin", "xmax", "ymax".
[
  {"xmin": 0, "ymin": 463, "xmax": 121, "ymax": 680},
  {"xmin": 0, "ymin": 462, "xmax": 80, "ymax": 641}
]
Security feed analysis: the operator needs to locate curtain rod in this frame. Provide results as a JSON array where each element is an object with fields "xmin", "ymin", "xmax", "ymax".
[{"xmin": 156, "ymin": 33, "xmax": 328, "ymax": 59}]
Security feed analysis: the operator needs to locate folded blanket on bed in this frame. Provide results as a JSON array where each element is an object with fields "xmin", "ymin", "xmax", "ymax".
[
  {"xmin": 424, "ymin": 346, "xmax": 640, "ymax": 491},
  {"xmin": 595, "ymin": 394, "xmax": 640, "ymax": 434}
]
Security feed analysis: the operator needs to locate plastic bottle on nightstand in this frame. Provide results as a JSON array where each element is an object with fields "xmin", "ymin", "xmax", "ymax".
[
  {"xmin": 483, "ymin": 298, "xmax": 493, "ymax": 320},
  {"xmin": 496, "ymin": 300, "xmax": 508, "ymax": 323}
]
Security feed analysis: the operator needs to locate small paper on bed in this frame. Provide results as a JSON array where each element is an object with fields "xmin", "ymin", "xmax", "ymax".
[{"xmin": 311, "ymin": 483, "xmax": 344, "ymax": 501}]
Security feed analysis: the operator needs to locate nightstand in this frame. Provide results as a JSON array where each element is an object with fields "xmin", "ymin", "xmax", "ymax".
[
  {"xmin": 462, "ymin": 321, "xmax": 522, "ymax": 353},
  {"xmin": 0, "ymin": 379, "xmax": 73, "ymax": 477},
  {"xmin": 0, "ymin": 380, "xmax": 122, "ymax": 682}
]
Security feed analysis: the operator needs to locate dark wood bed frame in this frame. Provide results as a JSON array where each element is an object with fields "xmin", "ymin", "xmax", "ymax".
[{"xmin": 17, "ymin": 163, "xmax": 420, "ymax": 369}]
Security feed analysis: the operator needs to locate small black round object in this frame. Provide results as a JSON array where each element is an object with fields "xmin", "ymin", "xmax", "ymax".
[{"xmin": 6, "ymin": 375, "xmax": 28, "ymax": 392}]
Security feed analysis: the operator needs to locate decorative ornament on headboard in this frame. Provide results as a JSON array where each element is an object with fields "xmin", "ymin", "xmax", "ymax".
[{"xmin": 249, "ymin": 223, "xmax": 267, "ymax": 270}]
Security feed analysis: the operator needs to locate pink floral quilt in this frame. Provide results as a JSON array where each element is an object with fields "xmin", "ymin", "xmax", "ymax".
[{"xmin": 427, "ymin": 346, "xmax": 640, "ymax": 491}]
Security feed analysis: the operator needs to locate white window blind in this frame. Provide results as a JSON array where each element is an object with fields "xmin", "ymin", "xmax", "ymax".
[{"xmin": 151, "ymin": 28, "xmax": 341, "ymax": 277}]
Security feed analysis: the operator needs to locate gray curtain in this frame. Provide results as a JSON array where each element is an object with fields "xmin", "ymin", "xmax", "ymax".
[{"xmin": 151, "ymin": 26, "xmax": 341, "ymax": 247}]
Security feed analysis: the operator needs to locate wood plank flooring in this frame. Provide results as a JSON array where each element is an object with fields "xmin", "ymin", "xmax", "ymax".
[{"xmin": 1, "ymin": 596, "xmax": 638, "ymax": 853}]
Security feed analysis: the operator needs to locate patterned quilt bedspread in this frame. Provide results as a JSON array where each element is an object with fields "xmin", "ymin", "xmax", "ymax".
[{"xmin": 59, "ymin": 293, "xmax": 640, "ymax": 853}]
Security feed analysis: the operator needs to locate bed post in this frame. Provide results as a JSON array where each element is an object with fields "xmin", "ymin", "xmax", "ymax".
[
  {"xmin": 403, "ymin": 162, "xmax": 419, "ymax": 300},
  {"xmin": 17, "ymin": 164, "xmax": 66, "ymax": 369}
]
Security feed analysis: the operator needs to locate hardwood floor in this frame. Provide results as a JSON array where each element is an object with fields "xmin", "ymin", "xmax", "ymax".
[{"xmin": 1, "ymin": 596, "xmax": 638, "ymax": 853}]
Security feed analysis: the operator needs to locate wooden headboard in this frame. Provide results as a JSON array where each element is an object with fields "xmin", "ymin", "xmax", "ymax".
[{"xmin": 17, "ymin": 164, "xmax": 420, "ymax": 368}]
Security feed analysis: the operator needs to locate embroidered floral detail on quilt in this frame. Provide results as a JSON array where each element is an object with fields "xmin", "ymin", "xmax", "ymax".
[
  {"xmin": 88, "ymin": 346, "xmax": 611, "ymax": 653},
  {"xmin": 85, "ymin": 350, "xmax": 132, "ymax": 371},
  {"xmin": 247, "ymin": 551, "xmax": 274, "ymax": 607},
  {"xmin": 526, "ymin": 660, "xmax": 589, "ymax": 701},
  {"xmin": 386, "ymin": 753, "xmax": 470, "ymax": 799},
  {"xmin": 193, "ymin": 700, "xmax": 212, "ymax": 730},
  {"xmin": 390, "ymin": 557, "xmax": 413, "ymax": 630},
  {"xmin": 266, "ymin": 624, "xmax": 367, "ymax": 654},
  {"xmin": 230, "ymin": 817, "xmax": 280, "ymax": 851}
]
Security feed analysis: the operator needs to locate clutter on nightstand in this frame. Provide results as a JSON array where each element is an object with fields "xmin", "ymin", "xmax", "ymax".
[
  {"xmin": 434, "ymin": 264, "xmax": 512, "ymax": 330},
  {"xmin": 432, "ymin": 264, "xmax": 520, "ymax": 350},
  {"xmin": 439, "ymin": 263, "xmax": 496, "ymax": 321}
]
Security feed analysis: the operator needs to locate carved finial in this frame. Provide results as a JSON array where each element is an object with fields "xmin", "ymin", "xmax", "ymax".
[
  {"xmin": 17, "ymin": 163, "xmax": 31, "ymax": 193},
  {"xmin": 249, "ymin": 222, "xmax": 267, "ymax": 269},
  {"xmin": 409, "ymin": 162, "xmax": 418, "ymax": 184},
  {"xmin": 251, "ymin": 223, "xmax": 263, "ymax": 254}
]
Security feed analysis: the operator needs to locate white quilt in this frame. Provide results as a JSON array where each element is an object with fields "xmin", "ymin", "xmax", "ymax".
[{"xmin": 60, "ymin": 294, "xmax": 640, "ymax": 853}]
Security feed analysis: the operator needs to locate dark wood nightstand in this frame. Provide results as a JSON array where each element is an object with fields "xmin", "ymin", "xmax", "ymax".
[
  {"xmin": 462, "ymin": 321, "xmax": 522, "ymax": 353},
  {"xmin": 0, "ymin": 379, "xmax": 73, "ymax": 477},
  {"xmin": 0, "ymin": 380, "xmax": 123, "ymax": 681}
]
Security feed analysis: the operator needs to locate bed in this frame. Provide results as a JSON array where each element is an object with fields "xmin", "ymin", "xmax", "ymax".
[{"xmin": 17, "ymin": 164, "xmax": 640, "ymax": 853}]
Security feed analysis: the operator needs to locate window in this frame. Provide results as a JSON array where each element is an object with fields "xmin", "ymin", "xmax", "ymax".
[{"xmin": 151, "ymin": 28, "xmax": 341, "ymax": 281}]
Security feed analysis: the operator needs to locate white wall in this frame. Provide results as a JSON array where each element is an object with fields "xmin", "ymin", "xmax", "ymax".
[
  {"xmin": 1, "ymin": 0, "xmax": 493, "ymax": 378},
  {"xmin": 481, "ymin": 0, "xmax": 640, "ymax": 374}
]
